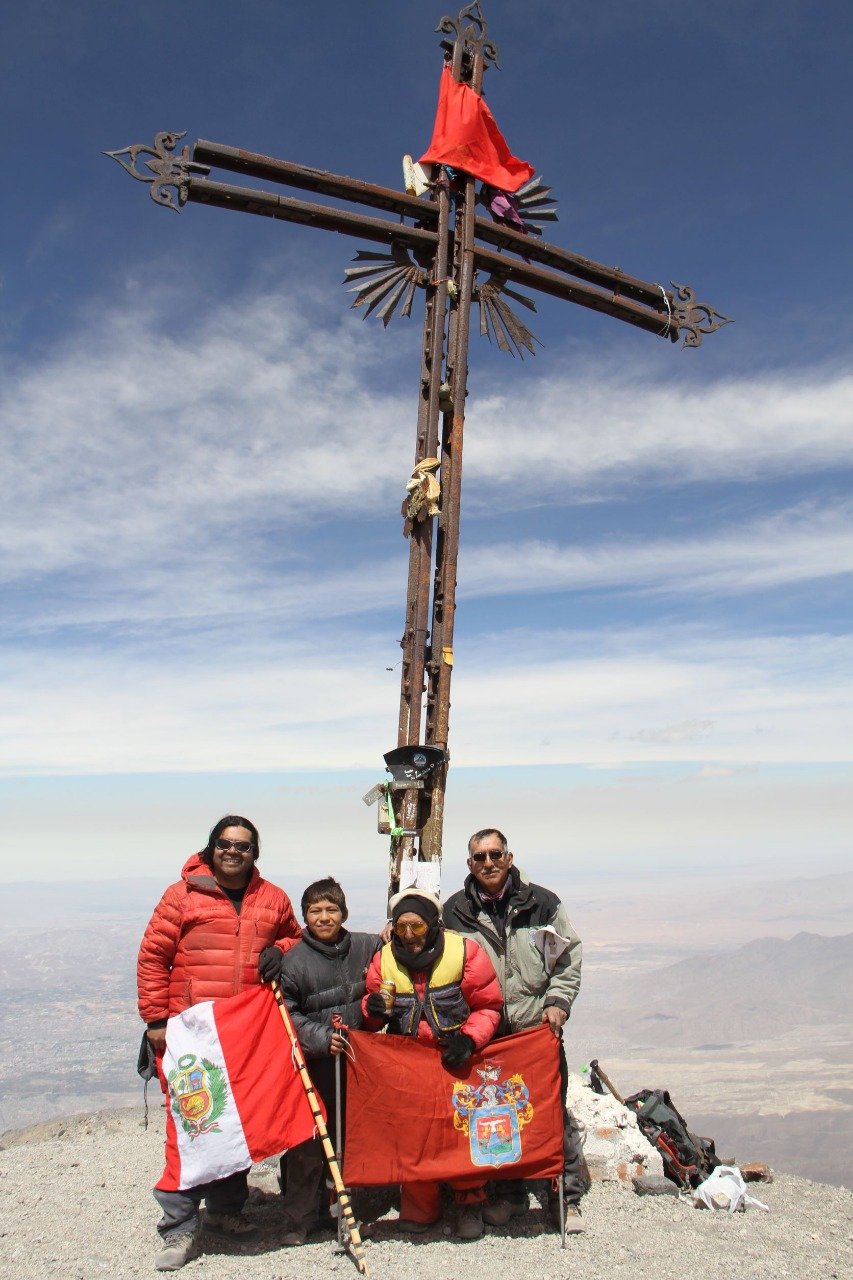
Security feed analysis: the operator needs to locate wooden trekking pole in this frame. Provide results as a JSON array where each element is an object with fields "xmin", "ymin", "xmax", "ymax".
[{"xmin": 270, "ymin": 981, "xmax": 369, "ymax": 1275}]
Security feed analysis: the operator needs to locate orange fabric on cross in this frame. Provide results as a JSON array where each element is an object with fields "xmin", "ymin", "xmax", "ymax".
[
  {"xmin": 343, "ymin": 1024, "xmax": 562, "ymax": 1188},
  {"xmin": 419, "ymin": 66, "xmax": 534, "ymax": 192}
]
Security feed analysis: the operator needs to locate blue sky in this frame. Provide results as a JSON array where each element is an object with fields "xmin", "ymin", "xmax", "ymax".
[{"xmin": 2, "ymin": 1, "xmax": 851, "ymax": 892}]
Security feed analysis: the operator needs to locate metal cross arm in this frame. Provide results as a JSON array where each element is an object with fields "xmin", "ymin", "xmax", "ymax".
[
  {"xmin": 105, "ymin": 133, "xmax": 728, "ymax": 347},
  {"xmin": 106, "ymin": 2, "xmax": 731, "ymax": 907}
]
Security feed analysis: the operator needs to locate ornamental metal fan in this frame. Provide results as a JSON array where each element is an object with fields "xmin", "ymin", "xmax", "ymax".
[
  {"xmin": 343, "ymin": 246, "xmax": 429, "ymax": 326},
  {"xmin": 475, "ymin": 274, "xmax": 541, "ymax": 358}
]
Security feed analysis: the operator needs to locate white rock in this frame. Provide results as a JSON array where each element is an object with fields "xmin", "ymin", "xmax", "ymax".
[{"xmin": 567, "ymin": 1073, "xmax": 665, "ymax": 1185}]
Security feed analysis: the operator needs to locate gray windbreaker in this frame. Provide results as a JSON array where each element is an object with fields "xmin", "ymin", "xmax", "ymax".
[{"xmin": 442, "ymin": 867, "xmax": 582, "ymax": 1034}]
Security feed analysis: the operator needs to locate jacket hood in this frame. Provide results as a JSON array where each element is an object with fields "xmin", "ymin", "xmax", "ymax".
[{"xmin": 180, "ymin": 852, "xmax": 260, "ymax": 894}]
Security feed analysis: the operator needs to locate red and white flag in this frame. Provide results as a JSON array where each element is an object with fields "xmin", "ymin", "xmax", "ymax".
[{"xmin": 156, "ymin": 985, "xmax": 320, "ymax": 1192}]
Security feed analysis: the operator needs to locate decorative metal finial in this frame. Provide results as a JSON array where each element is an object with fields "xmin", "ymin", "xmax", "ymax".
[
  {"xmin": 437, "ymin": 2, "xmax": 500, "ymax": 70},
  {"xmin": 104, "ymin": 131, "xmax": 210, "ymax": 212},
  {"xmin": 670, "ymin": 282, "xmax": 734, "ymax": 348}
]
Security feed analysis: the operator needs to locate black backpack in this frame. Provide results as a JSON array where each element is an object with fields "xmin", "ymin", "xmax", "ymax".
[{"xmin": 624, "ymin": 1088, "xmax": 720, "ymax": 1189}]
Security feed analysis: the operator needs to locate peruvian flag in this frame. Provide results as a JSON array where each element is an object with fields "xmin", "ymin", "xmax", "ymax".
[
  {"xmin": 419, "ymin": 66, "xmax": 534, "ymax": 192},
  {"xmin": 156, "ymin": 985, "xmax": 320, "ymax": 1191},
  {"xmin": 344, "ymin": 1024, "xmax": 562, "ymax": 1187}
]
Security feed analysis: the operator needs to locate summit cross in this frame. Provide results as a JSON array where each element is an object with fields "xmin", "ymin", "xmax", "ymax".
[{"xmin": 107, "ymin": 3, "xmax": 730, "ymax": 903}]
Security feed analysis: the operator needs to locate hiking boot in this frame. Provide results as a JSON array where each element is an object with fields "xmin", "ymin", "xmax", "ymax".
[
  {"xmin": 456, "ymin": 1206, "xmax": 484, "ymax": 1240},
  {"xmin": 281, "ymin": 1226, "xmax": 308, "ymax": 1247},
  {"xmin": 396, "ymin": 1217, "xmax": 436, "ymax": 1233},
  {"xmin": 154, "ymin": 1231, "xmax": 198, "ymax": 1271},
  {"xmin": 482, "ymin": 1197, "xmax": 528, "ymax": 1226},
  {"xmin": 549, "ymin": 1200, "xmax": 585, "ymax": 1233},
  {"xmin": 203, "ymin": 1211, "xmax": 260, "ymax": 1242}
]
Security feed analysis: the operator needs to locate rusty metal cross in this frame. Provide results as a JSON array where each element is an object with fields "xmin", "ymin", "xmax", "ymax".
[{"xmin": 107, "ymin": 3, "xmax": 730, "ymax": 904}]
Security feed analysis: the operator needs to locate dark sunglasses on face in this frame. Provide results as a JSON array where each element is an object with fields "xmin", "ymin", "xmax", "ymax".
[
  {"xmin": 470, "ymin": 850, "xmax": 507, "ymax": 864},
  {"xmin": 215, "ymin": 838, "xmax": 253, "ymax": 853},
  {"xmin": 393, "ymin": 918, "xmax": 429, "ymax": 937}
]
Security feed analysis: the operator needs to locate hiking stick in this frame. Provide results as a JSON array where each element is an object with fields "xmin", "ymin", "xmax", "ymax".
[
  {"xmin": 270, "ymin": 981, "xmax": 369, "ymax": 1276},
  {"xmin": 332, "ymin": 1014, "xmax": 349, "ymax": 1255}
]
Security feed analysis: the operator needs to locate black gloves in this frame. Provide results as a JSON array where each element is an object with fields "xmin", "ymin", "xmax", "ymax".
[
  {"xmin": 441, "ymin": 1031, "xmax": 475, "ymax": 1069},
  {"xmin": 365, "ymin": 992, "xmax": 390, "ymax": 1021},
  {"xmin": 258, "ymin": 946, "xmax": 282, "ymax": 983}
]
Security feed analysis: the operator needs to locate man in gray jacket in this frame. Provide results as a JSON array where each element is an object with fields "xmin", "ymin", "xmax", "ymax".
[{"xmin": 442, "ymin": 828, "xmax": 589, "ymax": 1231}]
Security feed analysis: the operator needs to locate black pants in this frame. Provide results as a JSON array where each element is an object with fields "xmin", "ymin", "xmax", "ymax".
[{"xmin": 280, "ymin": 1056, "xmax": 343, "ymax": 1227}]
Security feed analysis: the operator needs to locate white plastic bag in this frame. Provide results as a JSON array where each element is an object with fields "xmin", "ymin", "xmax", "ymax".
[{"xmin": 693, "ymin": 1165, "xmax": 769, "ymax": 1213}]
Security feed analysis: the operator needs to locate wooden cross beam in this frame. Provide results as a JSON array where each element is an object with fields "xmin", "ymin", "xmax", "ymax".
[{"xmin": 107, "ymin": 2, "xmax": 730, "ymax": 905}]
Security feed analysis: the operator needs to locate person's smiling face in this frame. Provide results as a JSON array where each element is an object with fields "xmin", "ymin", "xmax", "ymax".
[
  {"xmin": 211, "ymin": 826, "xmax": 255, "ymax": 888},
  {"xmin": 468, "ymin": 835, "xmax": 513, "ymax": 894},
  {"xmin": 305, "ymin": 898, "xmax": 345, "ymax": 943}
]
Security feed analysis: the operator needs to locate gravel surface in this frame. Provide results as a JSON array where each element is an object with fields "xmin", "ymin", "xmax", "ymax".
[{"xmin": 1, "ymin": 1107, "xmax": 851, "ymax": 1280}]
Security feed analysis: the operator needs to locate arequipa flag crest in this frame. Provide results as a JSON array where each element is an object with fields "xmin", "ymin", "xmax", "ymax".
[{"xmin": 156, "ymin": 985, "xmax": 321, "ymax": 1192}]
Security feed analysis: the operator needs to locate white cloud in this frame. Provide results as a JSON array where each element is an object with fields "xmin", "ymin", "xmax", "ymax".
[
  {"xmin": 2, "ymin": 624, "xmax": 851, "ymax": 774},
  {"xmin": 2, "ymin": 282, "xmax": 851, "ymax": 598},
  {"xmin": 464, "ymin": 363, "xmax": 853, "ymax": 497},
  {"xmin": 634, "ymin": 719, "xmax": 714, "ymax": 744},
  {"xmin": 1, "ymin": 286, "xmax": 414, "ymax": 580},
  {"xmin": 460, "ymin": 501, "xmax": 853, "ymax": 599},
  {"xmin": 3, "ymin": 280, "xmax": 852, "ymax": 779}
]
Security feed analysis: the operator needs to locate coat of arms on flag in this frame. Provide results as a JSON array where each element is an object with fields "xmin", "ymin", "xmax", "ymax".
[
  {"xmin": 167, "ymin": 1053, "xmax": 227, "ymax": 1138},
  {"xmin": 451, "ymin": 1058, "xmax": 533, "ymax": 1168}
]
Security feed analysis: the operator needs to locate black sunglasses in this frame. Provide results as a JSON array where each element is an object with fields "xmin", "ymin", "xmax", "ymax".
[
  {"xmin": 215, "ymin": 838, "xmax": 253, "ymax": 853},
  {"xmin": 470, "ymin": 850, "xmax": 508, "ymax": 864}
]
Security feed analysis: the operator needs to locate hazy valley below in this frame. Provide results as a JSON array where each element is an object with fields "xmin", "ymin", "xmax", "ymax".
[{"xmin": 1, "ymin": 869, "xmax": 850, "ymax": 1188}]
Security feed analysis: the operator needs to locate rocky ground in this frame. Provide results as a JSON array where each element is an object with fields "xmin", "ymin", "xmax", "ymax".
[{"xmin": 1, "ymin": 1107, "xmax": 851, "ymax": 1280}]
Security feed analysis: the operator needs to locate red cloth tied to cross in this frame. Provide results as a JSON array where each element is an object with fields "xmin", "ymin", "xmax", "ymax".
[
  {"xmin": 343, "ymin": 1023, "xmax": 562, "ymax": 1187},
  {"xmin": 419, "ymin": 66, "xmax": 534, "ymax": 192}
]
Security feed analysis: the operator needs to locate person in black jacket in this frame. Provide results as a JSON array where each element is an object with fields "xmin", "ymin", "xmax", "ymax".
[{"xmin": 276, "ymin": 877, "xmax": 381, "ymax": 1245}]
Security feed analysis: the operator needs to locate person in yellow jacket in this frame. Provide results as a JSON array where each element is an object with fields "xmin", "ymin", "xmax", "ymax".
[{"xmin": 361, "ymin": 888, "xmax": 503, "ymax": 1239}]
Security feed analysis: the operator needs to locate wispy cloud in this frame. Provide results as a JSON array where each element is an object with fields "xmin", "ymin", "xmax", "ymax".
[
  {"xmin": 461, "ymin": 501, "xmax": 853, "ymax": 599},
  {"xmin": 3, "ymin": 281, "xmax": 852, "ymax": 777},
  {"xmin": 3, "ymin": 282, "xmax": 851, "ymax": 594},
  {"xmin": 2, "ymin": 624, "xmax": 851, "ymax": 774},
  {"xmin": 465, "ymin": 363, "xmax": 853, "ymax": 497}
]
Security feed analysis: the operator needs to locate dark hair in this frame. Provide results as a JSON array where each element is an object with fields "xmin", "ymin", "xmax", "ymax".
[
  {"xmin": 201, "ymin": 815, "xmax": 260, "ymax": 868},
  {"xmin": 301, "ymin": 876, "xmax": 348, "ymax": 920},
  {"xmin": 468, "ymin": 827, "xmax": 509, "ymax": 856}
]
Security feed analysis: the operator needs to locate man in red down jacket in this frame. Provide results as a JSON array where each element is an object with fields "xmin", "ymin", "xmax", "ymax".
[{"xmin": 137, "ymin": 814, "xmax": 300, "ymax": 1272}]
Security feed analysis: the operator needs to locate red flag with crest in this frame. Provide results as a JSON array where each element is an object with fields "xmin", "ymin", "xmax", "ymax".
[{"xmin": 343, "ymin": 1024, "xmax": 562, "ymax": 1187}]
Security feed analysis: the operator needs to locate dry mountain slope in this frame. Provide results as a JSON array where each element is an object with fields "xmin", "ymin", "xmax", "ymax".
[{"xmin": 1, "ymin": 1109, "xmax": 852, "ymax": 1280}]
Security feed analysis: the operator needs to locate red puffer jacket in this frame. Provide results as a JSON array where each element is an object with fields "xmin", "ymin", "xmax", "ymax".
[{"xmin": 137, "ymin": 854, "xmax": 300, "ymax": 1024}]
